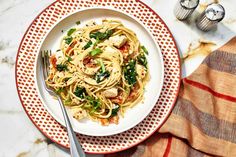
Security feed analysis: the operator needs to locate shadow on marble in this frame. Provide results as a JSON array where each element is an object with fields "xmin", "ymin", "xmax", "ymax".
[
  {"xmin": 43, "ymin": 138, "xmax": 102, "ymax": 157},
  {"xmin": 174, "ymin": 9, "xmax": 236, "ymax": 77},
  {"xmin": 178, "ymin": 9, "xmax": 235, "ymax": 38}
]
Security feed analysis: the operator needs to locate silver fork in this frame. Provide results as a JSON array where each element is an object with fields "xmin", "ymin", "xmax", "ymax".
[{"xmin": 41, "ymin": 50, "xmax": 86, "ymax": 157}]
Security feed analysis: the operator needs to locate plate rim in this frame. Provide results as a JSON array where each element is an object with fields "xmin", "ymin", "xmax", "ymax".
[{"xmin": 15, "ymin": 0, "xmax": 181, "ymax": 154}]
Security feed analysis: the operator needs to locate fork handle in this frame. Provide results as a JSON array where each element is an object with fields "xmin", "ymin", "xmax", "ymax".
[{"xmin": 57, "ymin": 95, "xmax": 86, "ymax": 157}]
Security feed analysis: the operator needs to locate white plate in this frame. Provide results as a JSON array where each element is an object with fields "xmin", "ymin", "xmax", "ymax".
[{"xmin": 35, "ymin": 7, "xmax": 164, "ymax": 136}]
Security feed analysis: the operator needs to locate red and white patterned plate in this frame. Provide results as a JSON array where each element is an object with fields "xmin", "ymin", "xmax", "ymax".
[
  {"xmin": 36, "ymin": 7, "xmax": 165, "ymax": 136},
  {"xmin": 16, "ymin": 0, "xmax": 180, "ymax": 154}
]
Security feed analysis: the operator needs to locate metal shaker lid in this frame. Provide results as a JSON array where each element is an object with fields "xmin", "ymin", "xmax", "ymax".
[
  {"xmin": 180, "ymin": 0, "xmax": 199, "ymax": 9},
  {"xmin": 205, "ymin": 3, "xmax": 225, "ymax": 21}
]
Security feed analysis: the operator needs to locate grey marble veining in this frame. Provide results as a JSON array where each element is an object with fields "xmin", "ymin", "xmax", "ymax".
[{"xmin": 0, "ymin": 0, "xmax": 235, "ymax": 157}]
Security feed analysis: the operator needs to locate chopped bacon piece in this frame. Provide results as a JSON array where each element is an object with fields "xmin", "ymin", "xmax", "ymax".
[
  {"xmin": 111, "ymin": 92, "xmax": 123, "ymax": 104},
  {"xmin": 50, "ymin": 55, "xmax": 57, "ymax": 68},
  {"xmin": 83, "ymin": 56, "xmax": 97, "ymax": 68},
  {"xmin": 49, "ymin": 73, "xmax": 54, "ymax": 80},
  {"xmin": 66, "ymin": 41, "xmax": 77, "ymax": 55},
  {"xmin": 83, "ymin": 56, "xmax": 91, "ymax": 65},
  {"xmin": 100, "ymin": 118, "xmax": 109, "ymax": 126},
  {"xmin": 119, "ymin": 43, "xmax": 129, "ymax": 52},
  {"xmin": 118, "ymin": 43, "xmax": 129, "ymax": 59},
  {"xmin": 127, "ymin": 84, "xmax": 140, "ymax": 101},
  {"xmin": 65, "ymin": 47, "xmax": 73, "ymax": 55},
  {"xmin": 109, "ymin": 115, "xmax": 119, "ymax": 124}
]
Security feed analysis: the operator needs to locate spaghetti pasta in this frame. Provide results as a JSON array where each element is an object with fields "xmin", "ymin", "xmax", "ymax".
[{"xmin": 46, "ymin": 20, "xmax": 149, "ymax": 125}]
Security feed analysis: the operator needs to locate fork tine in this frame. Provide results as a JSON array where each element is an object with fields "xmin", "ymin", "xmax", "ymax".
[
  {"xmin": 42, "ymin": 51, "xmax": 45, "ymax": 78},
  {"xmin": 42, "ymin": 50, "xmax": 49, "ymax": 79},
  {"xmin": 46, "ymin": 50, "xmax": 52, "ymax": 75},
  {"xmin": 45, "ymin": 50, "xmax": 50, "ymax": 77}
]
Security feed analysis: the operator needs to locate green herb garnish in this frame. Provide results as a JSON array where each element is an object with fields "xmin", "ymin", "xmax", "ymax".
[
  {"xmin": 95, "ymin": 70, "xmax": 110, "ymax": 83},
  {"xmin": 85, "ymin": 96, "xmax": 101, "ymax": 112},
  {"xmin": 141, "ymin": 46, "xmax": 148, "ymax": 54},
  {"xmin": 90, "ymin": 29, "xmax": 113, "ymax": 40},
  {"xmin": 76, "ymin": 21, "xmax": 81, "ymax": 25},
  {"xmin": 55, "ymin": 87, "xmax": 64, "ymax": 94},
  {"xmin": 64, "ymin": 37, "xmax": 73, "ymax": 45},
  {"xmin": 74, "ymin": 86, "xmax": 87, "ymax": 99},
  {"xmin": 88, "ymin": 96, "xmax": 101, "ymax": 110},
  {"xmin": 83, "ymin": 40, "xmax": 92, "ymax": 50},
  {"xmin": 67, "ymin": 28, "xmax": 76, "ymax": 36},
  {"xmin": 67, "ymin": 56, "xmax": 73, "ymax": 62},
  {"xmin": 90, "ymin": 48, "xmax": 102, "ymax": 56},
  {"xmin": 56, "ymin": 64, "xmax": 68, "ymax": 71},
  {"xmin": 111, "ymin": 105, "xmax": 120, "ymax": 116},
  {"xmin": 64, "ymin": 99, "xmax": 72, "ymax": 106},
  {"xmin": 98, "ymin": 59, "xmax": 105, "ymax": 72},
  {"xmin": 64, "ymin": 77, "xmax": 71, "ymax": 82},
  {"xmin": 93, "ymin": 39, "xmax": 100, "ymax": 47},
  {"xmin": 124, "ymin": 59, "xmax": 137, "ymax": 85},
  {"xmin": 137, "ymin": 54, "xmax": 147, "ymax": 68},
  {"xmin": 95, "ymin": 59, "xmax": 108, "ymax": 83}
]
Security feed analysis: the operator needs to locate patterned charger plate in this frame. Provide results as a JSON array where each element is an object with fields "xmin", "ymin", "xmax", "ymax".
[{"xmin": 15, "ymin": 0, "xmax": 180, "ymax": 154}]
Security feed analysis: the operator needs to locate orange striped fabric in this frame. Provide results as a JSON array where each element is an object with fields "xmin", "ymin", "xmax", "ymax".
[{"xmin": 106, "ymin": 37, "xmax": 236, "ymax": 157}]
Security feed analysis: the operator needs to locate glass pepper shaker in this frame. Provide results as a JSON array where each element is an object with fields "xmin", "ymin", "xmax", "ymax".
[{"xmin": 196, "ymin": 3, "xmax": 225, "ymax": 31}]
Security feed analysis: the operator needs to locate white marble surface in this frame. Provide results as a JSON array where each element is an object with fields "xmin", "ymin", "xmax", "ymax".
[{"xmin": 0, "ymin": 0, "xmax": 235, "ymax": 157}]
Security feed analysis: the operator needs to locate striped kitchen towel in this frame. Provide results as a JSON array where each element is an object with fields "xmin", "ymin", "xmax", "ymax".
[{"xmin": 106, "ymin": 37, "xmax": 236, "ymax": 157}]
